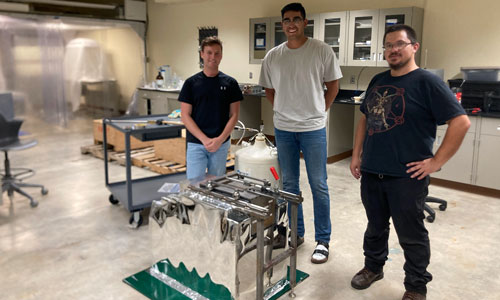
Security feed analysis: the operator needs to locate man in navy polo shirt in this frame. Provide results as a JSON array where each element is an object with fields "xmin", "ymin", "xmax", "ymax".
[{"xmin": 179, "ymin": 36, "xmax": 243, "ymax": 180}]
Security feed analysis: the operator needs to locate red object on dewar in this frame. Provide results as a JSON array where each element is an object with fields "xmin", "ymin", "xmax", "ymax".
[{"xmin": 270, "ymin": 167, "xmax": 279, "ymax": 180}]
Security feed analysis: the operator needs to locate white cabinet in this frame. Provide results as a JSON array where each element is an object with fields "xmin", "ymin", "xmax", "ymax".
[
  {"xmin": 475, "ymin": 117, "xmax": 500, "ymax": 189},
  {"xmin": 475, "ymin": 135, "xmax": 500, "ymax": 189},
  {"xmin": 432, "ymin": 130, "xmax": 476, "ymax": 184},
  {"xmin": 249, "ymin": 18, "xmax": 271, "ymax": 64},
  {"xmin": 346, "ymin": 9, "xmax": 379, "ymax": 66},
  {"xmin": 346, "ymin": 7, "xmax": 423, "ymax": 67},
  {"xmin": 327, "ymin": 103, "xmax": 355, "ymax": 157},
  {"xmin": 268, "ymin": 14, "xmax": 320, "ymax": 48},
  {"xmin": 431, "ymin": 116, "xmax": 500, "ymax": 190},
  {"xmin": 432, "ymin": 117, "xmax": 477, "ymax": 184},
  {"xmin": 270, "ymin": 17, "xmax": 287, "ymax": 48},
  {"xmin": 319, "ymin": 11, "xmax": 348, "ymax": 66},
  {"xmin": 250, "ymin": 7, "xmax": 422, "ymax": 67},
  {"xmin": 250, "ymin": 15, "xmax": 320, "ymax": 64}
]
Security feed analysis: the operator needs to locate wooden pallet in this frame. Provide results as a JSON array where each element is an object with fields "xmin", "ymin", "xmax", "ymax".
[
  {"xmin": 81, "ymin": 144, "xmax": 235, "ymax": 175},
  {"xmin": 80, "ymin": 144, "xmax": 111, "ymax": 160}
]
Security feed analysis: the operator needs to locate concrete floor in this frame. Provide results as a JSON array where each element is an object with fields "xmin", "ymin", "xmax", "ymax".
[{"xmin": 1, "ymin": 114, "xmax": 500, "ymax": 300}]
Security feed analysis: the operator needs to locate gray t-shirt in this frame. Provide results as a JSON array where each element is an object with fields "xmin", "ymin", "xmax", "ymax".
[{"xmin": 259, "ymin": 38, "xmax": 342, "ymax": 132}]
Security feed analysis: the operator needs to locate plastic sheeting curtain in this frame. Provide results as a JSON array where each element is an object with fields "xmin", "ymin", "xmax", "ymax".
[
  {"xmin": 0, "ymin": 14, "xmax": 141, "ymax": 126},
  {"xmin": 63, "ymin": 38, "xmax": 114, "ymax": 114},
  {"xmin": 0, "ymin": 15, "xmax": 70, "ymax": 126},
  {"xmin": 39, "ymin": 23, "xmax": 67, "ymax": 125}
]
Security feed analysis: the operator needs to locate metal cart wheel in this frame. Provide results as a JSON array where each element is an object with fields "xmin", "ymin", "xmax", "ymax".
[
  {"xmin": 109, "ymin": 194, "xmax": 119, "ymax": 205},
  {"xmin": 41, "ymin": 188, "xmax": 49, "ymax": 195},
  {"xmin": 129, "ymin": 212, "xmax": 143, "ymax": 229}
]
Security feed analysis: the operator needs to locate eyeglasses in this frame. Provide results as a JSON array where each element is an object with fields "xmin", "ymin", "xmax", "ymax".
[
  {"xmin": 383, "ymin": 41, "xmax": 413, "ymax": 51},
  {"xmin": 282, "ymin": 17, "xmax": 304, "ymax": 26}
]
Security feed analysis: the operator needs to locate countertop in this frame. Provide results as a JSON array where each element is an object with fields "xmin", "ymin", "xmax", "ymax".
[
  {"xmin": 138, "ymin": 86, "xmax": 266, "ymax": 97},
  {"xmin": 465, "ymin": 110, "xmax": 500, "ymax": 118},
  {"xmin": 137, "ymin": 86, "xmax": 364, "ymax": 101},
  {"xmin": 334, "ymin": 89, "xmax": 364, "ymax": 106},
  {"xmin": 138, "ymin": 87, "xmax": 181, "ymax": 93},
  {"xmin": 248, "ymin": 89, "xmax": 365, "ymax": 102},
  {"xmin": 335, "ymin": 97, "xmax": 362, "ymax": 105}
]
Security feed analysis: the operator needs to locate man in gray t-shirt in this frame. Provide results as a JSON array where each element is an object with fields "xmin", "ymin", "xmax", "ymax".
[{"xmin": 259, "ymin": 2, "xmax": 342, "ymax": 264}]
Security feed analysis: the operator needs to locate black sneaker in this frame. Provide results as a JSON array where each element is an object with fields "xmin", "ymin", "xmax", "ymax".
[
  {"xmin": 273, "ymin": 232, "xmax": 304, "ymax": 249},
  {"xmin": 272, "ymin": 232, "xmax": 287, "ymax": 249},
  {"xmin": 288, "ymin": 235, "xmax": 304, "ymax": 248}
]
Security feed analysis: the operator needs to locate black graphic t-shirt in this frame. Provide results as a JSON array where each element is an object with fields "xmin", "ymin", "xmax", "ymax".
[
  {"xmin": 360, "ymin": 68, "xmax": 465, "ymax": 177},
  {"xmin": 179, "ymin": 71, "xmax": 243, "ymax": 144}
]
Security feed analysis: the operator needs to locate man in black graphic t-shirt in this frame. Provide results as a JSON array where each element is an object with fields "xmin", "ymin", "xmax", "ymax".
[{"xmin": 349, "ymin": 25, "xmax": 470, "ymax": 300}]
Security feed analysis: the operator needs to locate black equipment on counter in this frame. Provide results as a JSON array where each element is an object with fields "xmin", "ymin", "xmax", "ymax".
[{"xmin": 449, "ymin": 80, "xmax": 500, "ymax": 115}]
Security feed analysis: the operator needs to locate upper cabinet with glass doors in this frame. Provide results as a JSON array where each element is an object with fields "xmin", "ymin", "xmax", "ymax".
[
  {"xmin": 249, "ymin": 18, "xmax": 271, "ymax": 64},
  {"xmin": 319, "ymin": 12, "xmax": 348, "ymax": 66},
  {"xmin": 270, "ymin": 14, "xmax": 320, "ymax": 48},
  {"xmin": 347, "ymin": 7, "xmax": 423, "ymax": 67},
  {"xmin": 249, "ymin": 15, "xmax": 319, "ymax": 64},
  {"xmin": 270, "ymin": 17, "xmax": 287, "ymax": 48},
  {"xmin": 250, "ymin": 7, "xmax": 422, "ymax": 66}
]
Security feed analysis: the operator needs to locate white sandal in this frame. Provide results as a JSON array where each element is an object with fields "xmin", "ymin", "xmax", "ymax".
[{"xmin": 311, "ymin": 241, "xmax": 329, "ymax": 264}]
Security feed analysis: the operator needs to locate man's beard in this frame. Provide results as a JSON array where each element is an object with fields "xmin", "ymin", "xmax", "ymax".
[{"xmin": 388, "ymin": 55, "xmax": 411, "ymax": 70}]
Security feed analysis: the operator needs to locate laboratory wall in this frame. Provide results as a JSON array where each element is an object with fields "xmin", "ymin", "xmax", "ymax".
[{"xmin": 146, "ymin": 0, "xmax": 500, "ymax": 89}]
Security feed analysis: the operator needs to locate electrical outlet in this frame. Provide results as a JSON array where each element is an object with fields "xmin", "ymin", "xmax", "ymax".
[
  {"xmin": 249, "ymin": 72, "xmax": 253, "ymax": 79},
  {"xmin": 350, "ymin": 75, "xmax": 356, "ymax": 84}
]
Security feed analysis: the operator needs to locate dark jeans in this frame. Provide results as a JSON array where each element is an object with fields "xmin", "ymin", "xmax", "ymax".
[{"xmin": 360, "ymin": 171, "xmax": 433, "ymax": 295}]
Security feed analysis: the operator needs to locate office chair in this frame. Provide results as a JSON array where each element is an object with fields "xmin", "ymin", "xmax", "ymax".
[
  {"xmin": 424, "ymin": 196, "xmax": 447, "ymax": 223},
  {"xmin": 0, "ymin": 93, "xmax": 48, "ymax": 207}
]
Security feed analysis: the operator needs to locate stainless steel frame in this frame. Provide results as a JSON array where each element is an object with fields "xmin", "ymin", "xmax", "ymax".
[{"xmin": 150, "ymin": 172, "xmax": 303, "ymax": 299}]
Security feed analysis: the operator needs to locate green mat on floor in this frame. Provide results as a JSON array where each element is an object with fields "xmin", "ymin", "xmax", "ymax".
[{"xmin": 123, "ymin": 259, "xmax": 309, "ymax": 300}]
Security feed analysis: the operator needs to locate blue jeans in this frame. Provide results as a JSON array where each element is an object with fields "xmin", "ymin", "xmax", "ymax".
[
  {"xmin": 274, "ymin": 127, "xmax": 331, "ymax": 243},
  {"xmin": 186, "ymin": 140, "xmax": 230, "ymax": 180}
]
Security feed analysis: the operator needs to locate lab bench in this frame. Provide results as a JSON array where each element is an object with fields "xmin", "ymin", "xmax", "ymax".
[
  {"xmin": 136, "ymin": 88, "xmax": 263, "ymax": 138},
  {"xmin": 261, "ymin": 93, "xmax": 363, "ymax": 162},
  {"xmin": 137, "ymin": 87, "xmax": 181, "ymax": 115},
  {"xmin": 136, "ymin": 87, "xmax": 364, "ymax": 161}
]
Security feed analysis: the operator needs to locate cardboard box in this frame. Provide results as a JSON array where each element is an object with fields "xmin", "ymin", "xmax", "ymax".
[
  {"xmin": 153, "ymin": 137, "xmax": 186, "ymax": 165},
  {"xmin": 93, "ymin": 119, "xmax": 154, "ymax": 152}
]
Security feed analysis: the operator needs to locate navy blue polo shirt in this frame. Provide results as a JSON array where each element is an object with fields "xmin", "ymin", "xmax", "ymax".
[{"xmin": 178, "ymin": 71, "xmax": 243, "ymax": 144}]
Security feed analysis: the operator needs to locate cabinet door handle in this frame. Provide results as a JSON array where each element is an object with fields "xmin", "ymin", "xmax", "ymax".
[
  {"xmin": 372, "ymin": 53, "xmax": 376, "ymax": 61},
  {"xmin": 378, "ymin": 53, "xmax": 383, "ymax": 61},
  {"xmin": 497, "ymin": 125, "xmax": 500, "ymax": 131}
]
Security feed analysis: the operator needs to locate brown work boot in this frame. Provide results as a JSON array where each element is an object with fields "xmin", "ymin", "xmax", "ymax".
[
  {"xmin": 402, "ymin": 291, "xmax": 426, "ymax": 300},
  {"xmin": 351, "ymin": 267, "xmax": 384, "ymax": 290}
]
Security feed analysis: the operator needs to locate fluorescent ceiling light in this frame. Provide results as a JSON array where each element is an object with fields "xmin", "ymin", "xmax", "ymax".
[{"xmin": 15, "ymin": 0, "xmax": 117, "ymax": 10}]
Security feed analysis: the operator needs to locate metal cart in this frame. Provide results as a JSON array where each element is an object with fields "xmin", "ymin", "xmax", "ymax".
[{"xmin": 103, "ymin": 115, "xmax": 186, "ymax": 228}]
